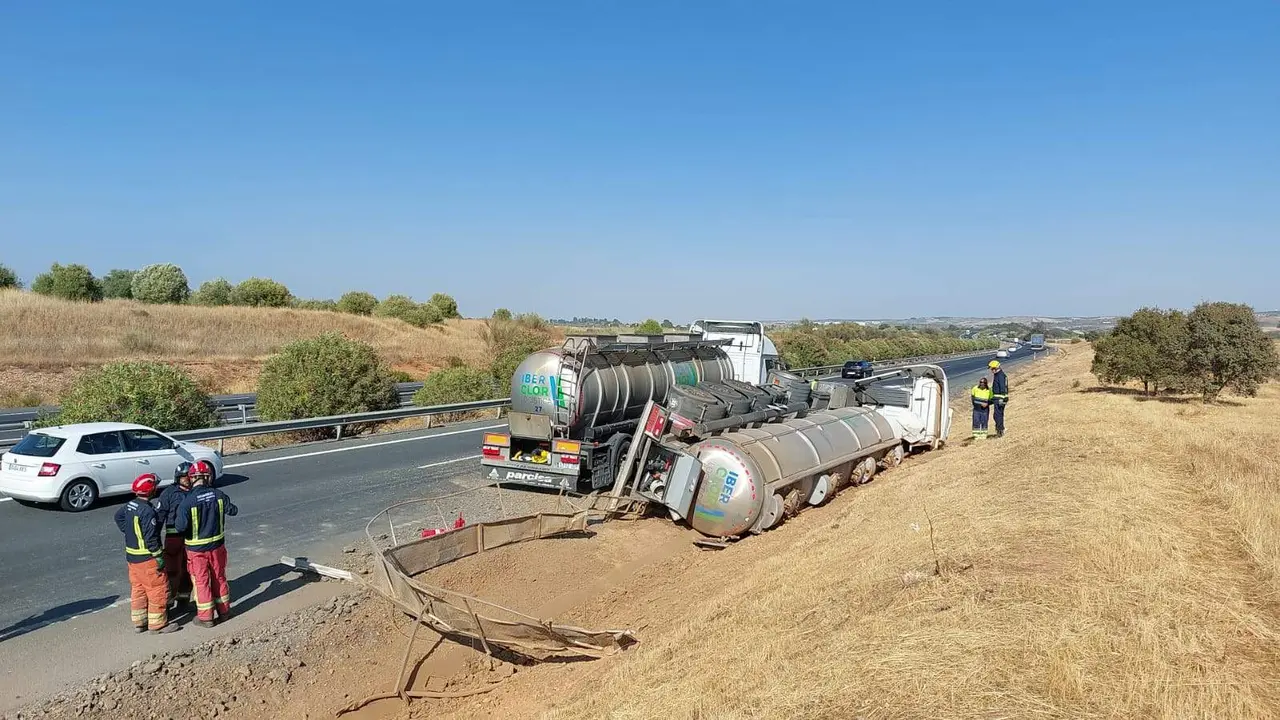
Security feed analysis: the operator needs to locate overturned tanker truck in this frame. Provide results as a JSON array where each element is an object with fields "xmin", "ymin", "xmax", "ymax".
[
  {"xmin": 608, "ymin": 364, "xmax": 952, "ymax": 540},
  {"xmin": 481, "ymin": 320, "xmax": 786, "ymax": 492}
]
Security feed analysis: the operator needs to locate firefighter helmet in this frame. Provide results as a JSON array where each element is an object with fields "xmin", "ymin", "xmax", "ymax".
[
  {"xmin": 132, "ymin": 473, "xmax": 159, "ymax": 496},
  {"xmin": 174, "ymin": 461, "xmax": 193, "ymax": 482}
]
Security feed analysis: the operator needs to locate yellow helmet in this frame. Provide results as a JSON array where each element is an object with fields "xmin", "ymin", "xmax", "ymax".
[{"xmin": 988, "ymin": 360, "xmax": 1001, "ymax": 369}]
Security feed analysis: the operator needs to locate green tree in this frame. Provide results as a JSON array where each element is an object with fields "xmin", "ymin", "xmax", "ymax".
[
  {"xmin": 30, "ymin": 263, "xmax": 103, "ymax": 302},
  {"xmin": 375, "ymin": 294, "xmax": 419, "ymax": 322},
  {"xmin": 0, "ymin": 264, "xmax": 20, "ymax": 289},
  {"xmin": 231, "ymin": 277, "xmax": 292, "ymax": 307},
  {"xmin": 336, "ymin": 291, "xmax": 378, "ymax": 316},
  {"xmin": 634, "ymin": 318, "xmax": 664, "ymax": 335},
  {"xmin": 101, "ymin": 269, "xmax": 137, "ymax": 299},
  {"xmin": 191, "ymin": 278, "xmax": 234, "ymax": 306},
  {"xmin": 1184, "ymin": 302, "xmax": 1280, "ymax": 401},
  {"xmin": 426, "ymin": 292, "xmax": 461, "ymax": 319},
  {"xmin": 255, "ymin": 333, "xmax": 399, "ymax": 439},
  {"xmin": 39, "ymin": 362, "xmax": 217, "ymax": 431},
  {"xmin": 1089, "ymin": 308, "xmax": 1187, "ymax": 394},
  {"xmin": 491, "ymin": 308, "xmax": 513, "ymax": 321},
  {"xmin": 413, "ymin": 366, "xmax": 496, "ymax": 406},
  {"xmin": 131, "ymin": 263, "xmax": 191, "ymax": 304}
]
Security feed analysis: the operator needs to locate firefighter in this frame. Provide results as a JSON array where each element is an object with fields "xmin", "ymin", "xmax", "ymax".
[
  {"xmin": 174, "ymin": 460, "xmax": 238, "ymax": 628},
  {"xmin": 989, "ymin": 360, "xmax": 1009, "ymax": 437},
  {"xmin": 113, "ymin": 474, "xmax": 179, "ymax": 634},
  {"xmin": 155, "ymin": 461, "xmax": 194, "ymax": 611},
  {"xmin": 970, "ymin": 377, "xmax": 992, "ymax": 440}
]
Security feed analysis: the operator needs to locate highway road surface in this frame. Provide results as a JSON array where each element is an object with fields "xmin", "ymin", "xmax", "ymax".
[{"xmin": 0, "ymin": 348, "xmax": 1042, "ymax": 712}]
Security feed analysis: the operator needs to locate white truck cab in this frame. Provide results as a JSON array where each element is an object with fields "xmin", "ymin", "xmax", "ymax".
[{"xmin": 688, "ymin": 319, "xmax": 785, "ymax": 385}]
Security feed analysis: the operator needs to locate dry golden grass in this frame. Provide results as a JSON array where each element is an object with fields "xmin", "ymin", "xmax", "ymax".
[
  {"xmin": 420, "ymin": 347, "xmax": 1280, "ymax": 720},
  {"xmin": 0, "ymin": 289, "xmax": 493, "ymax": 399}
]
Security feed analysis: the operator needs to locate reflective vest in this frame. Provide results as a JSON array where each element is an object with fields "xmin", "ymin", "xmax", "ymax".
[
  {"xmin": 971, "ymin": 385, "xmax": 993, "ymax": 408},
  {"xmin": 114, "ymin": 499, "xmax": 163, "ymax": 564},
  {"xmin": 175, "ymin": 487, "xmax": 239, "ymax": 552}
]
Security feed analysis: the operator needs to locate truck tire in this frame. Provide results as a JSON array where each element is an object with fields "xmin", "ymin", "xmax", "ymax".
[{"xmin": 595, "ymin": 435, "xmax": 631, "ymax": 491}]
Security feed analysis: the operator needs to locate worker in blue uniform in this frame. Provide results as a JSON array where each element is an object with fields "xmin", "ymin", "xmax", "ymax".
[
  {"xmin": 175, "ymin": 461, "xmax": 238, "ymax": 628},
  {"xmin": 970, "ymin": 377, "xmax": 992, "ymax": 440},
  {"xmin": 155, "ymin": 462, "xmax": 194, "ymax": 610},
  {"xmin": 989, "ymin": 360, "xmax": 1009, "ymax": 437}
]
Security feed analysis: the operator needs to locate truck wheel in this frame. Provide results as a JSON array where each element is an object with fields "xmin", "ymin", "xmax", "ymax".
[
  {"xmin": 607, "ymin": 437, "xmax": 632, "ymax": 491},
  {"xmin": 882, "ymin": 444, "xmax": 904, "ymax": 469}
]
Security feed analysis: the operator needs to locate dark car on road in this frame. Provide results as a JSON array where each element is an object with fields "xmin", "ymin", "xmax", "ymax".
[{"xmin": 841, "ymin": 360, "xmax": 873, "ymax": 379}]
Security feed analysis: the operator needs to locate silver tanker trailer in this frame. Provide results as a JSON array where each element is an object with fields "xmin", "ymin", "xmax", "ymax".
[
  {"xmin": 481, "ymin": 320, "xmax": 786, "ymax": 492},
  {"xmin": 609, "ymin": 364, "xmax": 952, "ymax": 540}
]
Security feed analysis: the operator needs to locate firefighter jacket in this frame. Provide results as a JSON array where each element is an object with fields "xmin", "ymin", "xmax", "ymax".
[
  {"xmin": 991, "ymin": 370, "xmax": 1009, "ymax": 404},
  {"xmin": 155, "ymin": 485, "xmax": 189, "ymax": 535},
  {"xmin": 174, "ymin": 487, "xmax": 239, "ymax": 552},
  {"xmin": 971, "ymin": 385, "xmax": 993, "ymax": 409},
  {"xmin": 114, "ymin": 499, "xmax": 164, "ymax": 564}
]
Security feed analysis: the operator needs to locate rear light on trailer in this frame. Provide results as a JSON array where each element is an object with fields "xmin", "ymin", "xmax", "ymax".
[
  {"xmin": 559, "ymin": 455, "xmax": 580, "ymax": 465},
  {"xmin": 38, "ymin": 463, "xmax": 60, "ymax": 477},
  {"xmin": 483, "ymin": 433, "xmax": 510, "ymax": 447},
  {"xmin": 552, "ymin": 439, "xmax": 580, "ymax": 455},
  {"xmin": 481, "ymin": 447, "xmax": 503, "ymax": 459}
]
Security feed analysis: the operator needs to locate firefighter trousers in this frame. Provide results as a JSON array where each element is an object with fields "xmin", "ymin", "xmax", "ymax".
[
  {"xmin": 163, "ymin": 535, "xmax": 190, "ymax": 604},
  {"xmin": 186, "ymin": 546, "xmax": 231, "ymax": 623},
  {"xmin": 127, "ymin": 558, "xmax": 169, "ymax": 631}
]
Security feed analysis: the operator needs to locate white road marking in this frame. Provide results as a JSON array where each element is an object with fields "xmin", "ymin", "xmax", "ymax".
[
  {"xmin": 222, "ymin": 424, "xmax": 506, "ymax": 470},
  {"xmin": 418, "ymin": 455, "xmax": 479, "ymax": 470},
  {"xmin": 0, "ymin": 497, "xmax": 11, "ymax": 503}
]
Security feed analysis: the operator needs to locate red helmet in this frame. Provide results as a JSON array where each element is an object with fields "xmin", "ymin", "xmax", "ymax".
[
  {"xmin": 132, "ymin": 473, "xmax": 159, "ymax": 495},
  {"xmin": 192, "ymin": 460, "xmax": 214, "ymax": 477}
]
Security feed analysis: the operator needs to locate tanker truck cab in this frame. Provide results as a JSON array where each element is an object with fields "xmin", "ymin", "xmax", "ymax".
[{"xmin": 688, "ymin": 320, "xmax": 784, "ymax": 385}]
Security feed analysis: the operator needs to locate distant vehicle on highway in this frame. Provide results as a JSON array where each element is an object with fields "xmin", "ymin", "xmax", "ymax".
[
  {"xmin": 996, "ymin": 350, "xmax": 1009, "ymax": 358},
  {"xmin": 0, "ymin": 422, "xmax": 223, "ymax": 512},
  {"xmin": 841, "ymin": 360, "xmax": 873, "ymax": 379}
]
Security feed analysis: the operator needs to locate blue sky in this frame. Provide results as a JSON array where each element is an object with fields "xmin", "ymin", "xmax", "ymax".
[{"xmin": 2, "ymin": 1, "xmax": 1277, "ymax": 321}]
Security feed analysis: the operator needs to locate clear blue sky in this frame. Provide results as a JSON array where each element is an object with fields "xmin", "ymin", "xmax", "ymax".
[{"xmin": 2, "ymin": 1, "xmax": 1277, "ymax": 321}]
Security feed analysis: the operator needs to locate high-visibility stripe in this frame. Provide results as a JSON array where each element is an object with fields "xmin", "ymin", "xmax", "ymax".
[
  {"xmin": 185, "ymin": 499, "xmax": 226, "ymax": 546},
  {"xmin": 196, "ymin": 600, "xmax": 214, "ymax": 610},
  {"xmin": 216, "ymin": 595, "xmax": 231, "ymax": 605},
  {"xmin": 218, "ymin": 498, "xmax": 225, "ymax": 537},
  {"xmin": 131, "ymin": 609, "xmax": 147, "ymax": 620},
  {"xmin": 127, "ymin": 516, "xmax": 152, "ymax": 555}
]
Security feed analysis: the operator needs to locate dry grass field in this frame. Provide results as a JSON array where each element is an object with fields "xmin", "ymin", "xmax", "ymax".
[
  {"xmin": 0, "ymin": 290, "xmax": 495, "ymax": 403},
  {"xmin": 384, "ymin": 346, "xmax": 1280, "ymax": 720}
]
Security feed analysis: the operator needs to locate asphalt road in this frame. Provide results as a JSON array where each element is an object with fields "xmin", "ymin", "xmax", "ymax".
[{"xmin": 0, "ymin": 348, "xmax": 1043, "ymax": 711}]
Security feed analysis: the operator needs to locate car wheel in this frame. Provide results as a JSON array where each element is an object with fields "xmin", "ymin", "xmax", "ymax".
[{"xmin": 59, "ymin": 479, "xmax": 99, "ymax": 512}]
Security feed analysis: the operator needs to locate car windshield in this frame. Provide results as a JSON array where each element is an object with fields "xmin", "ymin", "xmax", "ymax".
[{"xmin": 9, "ymin": 433, "xmax": 67, "ymax": 458}]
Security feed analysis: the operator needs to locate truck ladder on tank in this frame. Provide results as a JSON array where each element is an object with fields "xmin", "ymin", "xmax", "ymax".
[{"xmin": 552, "ymin": 338, "xmax": 592, "ymax": 437}]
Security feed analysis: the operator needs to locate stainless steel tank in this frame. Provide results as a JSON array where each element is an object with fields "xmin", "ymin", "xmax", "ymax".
[
  {"xmin": 509, "ymin": 344, "xmax": 734, "ymax": 437},
  {"xmin": 685, "ymin": 406, "xmax": 901, "ymax": 537}
]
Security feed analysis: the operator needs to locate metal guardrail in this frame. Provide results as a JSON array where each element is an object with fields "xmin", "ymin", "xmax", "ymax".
[{"xmin": 0, "ymin": 350, "xmax": 998, "ymax": 450}]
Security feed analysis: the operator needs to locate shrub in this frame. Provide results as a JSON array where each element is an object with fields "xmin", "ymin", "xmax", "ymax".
[
  {"xmin": 491, "ymin": 308, "xmax": 513, "ymax": 321},
  {"xmin": 485, "ymin": 313, "xmax": 554, "ymax": 386},
  {"xmin": 231, "ymin": 277, "xmax": 292, "ymax": 307},
  {"xmin": 336, "ymin": 291, "xmax": 378, "ymax": 316},
  {"xmin": 101, "ymin": 269, "xmax": 136, "ymax": 299},
  {"xmin": 255, "ymin": 333, "xmax": 399, "ymax": 439},
  {"xmin": 293, "ymin": 298, "xmax": 337, "ymax": 311},
  {"xmin": 634, "ymin": 318, "xmax": 664, "ymax": 335},
  {"xmin": 387, "ymin": 369, "xmax": 417, "ymax": 383},
  {"xmin": 39, "ymin": 362, "xmax": 217, "ymax": 431},
  {"xmin": 375, "ymin": 294, "xmax": 442, "ymax": 328},
  {"xmin": 0, "ymin": 264, "xmax": 23, "ymax": 289},
  {"xmin": 131, "ymin": 263, "xmax": 190, "ymax": 304},
  {"xmin": 375, "ymin": 294, "xmax": 418, "ymax": 322},
  {"xmin": 426, "ymin": 293, "xmax": 461, "ymax": 319},
  {"xmin": 30, "ymin": 263, "xmax": 103, "ymax": 302},
  {"xmin": 413, "ymin": 365, "xmax": 496, "ymax": 408},
  {"xmin": 191, "ymin": 278, "xmax": 234, "ymax": 306}
]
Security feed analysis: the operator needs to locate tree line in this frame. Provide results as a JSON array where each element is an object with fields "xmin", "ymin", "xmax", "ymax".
[
  {"xmin": 38, "ymin": 309, "xmax": 557, "ymax": 435},
  {"xmin": 771, "ymin": 320, "xmax": 1000, "ymax": 368},
  {"xmin": 0, "ymin": 261, "xmax": 460, "ymax": 328},
  {"xmin": 1091, "ymin": 302, "xmax": 1279, "ymax": 401}
]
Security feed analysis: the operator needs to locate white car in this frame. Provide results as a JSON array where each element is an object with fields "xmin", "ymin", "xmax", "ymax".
[
  {"xmin": 0, "ymin": 422, "xmax": 224, "ymax": 512},
  {"xmin": 996, "ymin": 350, "xmax": 1009, "ymax": 358}
]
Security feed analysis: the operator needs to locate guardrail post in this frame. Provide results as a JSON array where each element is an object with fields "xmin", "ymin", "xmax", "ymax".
[
  {"xmin": 336, "ymin": 424, "xmax": 344, "ymax": 440},
  {"xmin": 238, "ymin": 404, "xmax": 247, "ymax": 425},
  {"xmin": 218, "ymin": 438, "xmax": 225, "ymax": 455},
  {"xmin": 424, "ymin": 414, "xmax": 432, "ymax": 429}
]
